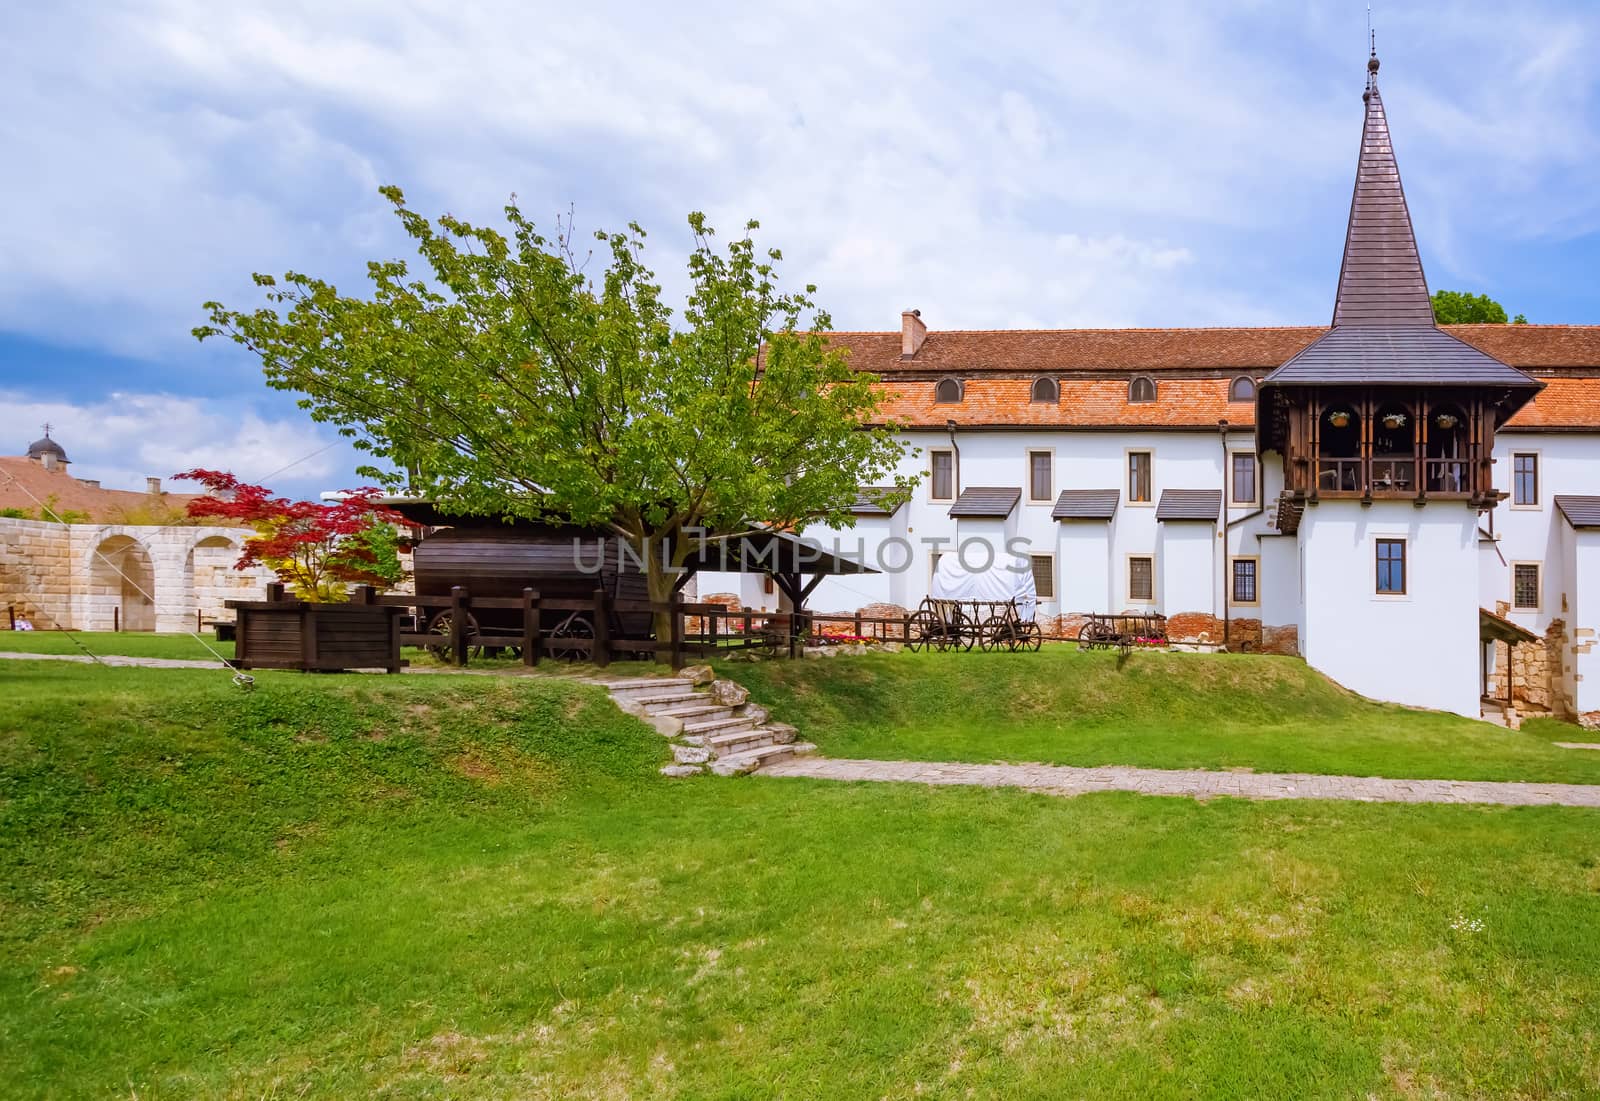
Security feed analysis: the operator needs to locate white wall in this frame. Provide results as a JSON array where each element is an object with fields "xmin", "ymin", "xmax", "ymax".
[
  {"xmin": 869, "ymin": 427, "xmax": 1268, "ymax": 621},
  {"xmin": 1160, "ymin": 523, "xmax": 1214, "ymax": 616},
  {"xmin": 1481, "ymin": 432, "xmax": 1585, "ymax": 637},
  {"xmin": 1056, "ymin": 523, "xmax": 1112, "ymax": 614},
  {"xmin": 1299, "ymin": 501, "xmax": 1481, "ymax": 717},
  {"xmin": 1568, "ymin": 529, "xmax": 1600, "ymax": 717}
]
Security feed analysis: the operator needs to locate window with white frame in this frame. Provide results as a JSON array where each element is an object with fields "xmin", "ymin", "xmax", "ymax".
[
  {"xmin": 1128, "ymin": 555, "xmax": 1155, "ymax": 602},
  {"xmin": 1030, "ymin": 555, "xmax": 1055, "ymax": 600},
  {"xmin": 1376, "ymin": 538, "xmax": 1406, "ymax": 595},
  {"xmin": 1128, "ymin": 451, "xmax": 1153, "ymax": 503},
  {"xmin": 1231, "ymin": 452, "xmax": 1258, "ymax": 505},
  {"xmin": 1513, "ymin": 562, "xmax": 1541, "ymax": 611},
  {"xmin": 1512, "ymin": 452, "xmax": 1539, "ymax": 507},
  {"xmin": 930, "ymin": 450, "xmax": 955, "ymax": 501},
  {"xmin": 1231, "ymin": 558, "xmax": 1258, "ymax": 604},
  {"xmin": 1027, "ymin": 450, "xmax": 1053, "ymax": 503}
]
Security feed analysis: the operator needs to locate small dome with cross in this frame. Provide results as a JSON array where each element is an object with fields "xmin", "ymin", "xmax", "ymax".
[{"xmin": 26, "ymin": 425, "xmax": 69, "ymax": 465}]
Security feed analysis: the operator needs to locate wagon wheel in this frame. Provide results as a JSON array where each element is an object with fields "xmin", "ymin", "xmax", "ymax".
[
  {"xmin": 907, "ymin": 608, "xmax": 942, "ymax": 652},
  {"xmin": 1017, "ymin": 621, "xmax": 1042, "ymax": 652},
  {"xmin": 952, "ymin": 607, "xmax": 978, "ymax": 651},
  {"xmin": 548, "ymin": 613, "xmax": 596, "ymax": 662},
  {"xmin": 978, "ymin": 614, "xmax": 1012, "ymax": 652},
  {"xmin": 1077, "ymin": 619, "xmax": 1113, "ymax": 651},
  {"xmin": 427, "ymin": 609, "xmax": 483, "ymax": 662}
]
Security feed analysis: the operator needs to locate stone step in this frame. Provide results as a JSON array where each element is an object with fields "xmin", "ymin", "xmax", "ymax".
[
  {"xmin": 707, "ymin": 725, "xmax": 797, "ymax": 755},
  {"xmin": 681, "ymin": 713, "xmax": 761, "ymax": 738},
  {"xmin": 707, "ymin": 741, "xmax": 818, "ymax": 777},
  {"xmin": 603, "ymin": 679, "xmax": 701, "ymax": 700},
  {"xmin": 654, "ymin": 702, "xmax": 738, "ymax": 721},
  {"xmin": 595, "ymin": 676, "xmax": 687, "ymax": 690},
  {"xmin": 630, "ymin": 691, "xmax": 711, "ymax": 708}
]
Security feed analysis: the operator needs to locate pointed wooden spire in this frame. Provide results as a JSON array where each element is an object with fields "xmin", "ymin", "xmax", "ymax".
[{"xmin": 1331, "ymin": 53, "xmax": 1434, "ymax": 327}]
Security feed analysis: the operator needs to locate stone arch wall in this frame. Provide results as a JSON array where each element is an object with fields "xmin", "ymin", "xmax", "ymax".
[
  {"xmin": 0, "ymin": 518, "xmax": 275, "ymax": 632},
  {"xmin": 84, "ymin": 533, "xmax": 156, "ymax": 631}
]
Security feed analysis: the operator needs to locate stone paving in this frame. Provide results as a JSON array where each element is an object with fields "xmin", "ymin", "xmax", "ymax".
[
  {"xmin": 0, "ymin": 650, "xmax": 228, "ymax": 669},
  {"xmin": 1554, "ymin": 742, "xmax": 1600, "ymax": 751},
  {"xmin": 758, "ymin": 756, "xmax": 1600, "ymax": 808}
]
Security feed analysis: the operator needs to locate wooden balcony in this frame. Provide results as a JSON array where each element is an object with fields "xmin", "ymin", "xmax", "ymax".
[{"xmin": 1274, "ymin": 388, "xmax": 1497, "ymax": 507}]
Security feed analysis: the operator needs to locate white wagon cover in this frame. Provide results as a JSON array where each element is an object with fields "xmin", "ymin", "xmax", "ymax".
[{"xmin": 930, "ymin": 551, "xmax": 1037, "ymax": 621}]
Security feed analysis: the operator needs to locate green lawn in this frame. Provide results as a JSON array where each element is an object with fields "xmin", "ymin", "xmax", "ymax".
[
  {"xmin": 3, "ymin": 660, "xmax": 1600, "ymax": 1097},
  {"xmin": 720, "ymin": 647, "xmax": 1600, "ymax": 784},
  {"xmin": 0, "ymin": 630, "xmax": 235, "ymax": 661}
]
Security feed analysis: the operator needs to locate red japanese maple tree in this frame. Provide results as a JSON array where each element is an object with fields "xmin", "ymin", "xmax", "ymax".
[{"xmin": 174, "ymin": 470, "xmax": 409, "ymax": 601}]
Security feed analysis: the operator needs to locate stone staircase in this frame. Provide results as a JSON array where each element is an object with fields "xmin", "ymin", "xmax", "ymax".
[{"xmin": 593, "ymin": 667, "xmax": 817, "ymax": 777}]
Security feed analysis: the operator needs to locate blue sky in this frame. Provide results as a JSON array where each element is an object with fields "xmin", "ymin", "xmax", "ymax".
[{"xmin": 5, "ymin": 0, "xmax": 1600, "ymax": 500}]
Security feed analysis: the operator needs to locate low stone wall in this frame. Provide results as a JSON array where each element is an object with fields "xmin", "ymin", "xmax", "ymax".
[
  {"xmin": 0, "ymin": 516, "xmax": 274, "ymax": 632},
  {"xmin": 0, "ymin": 517, "xmax": 72, "ymax": 628}
]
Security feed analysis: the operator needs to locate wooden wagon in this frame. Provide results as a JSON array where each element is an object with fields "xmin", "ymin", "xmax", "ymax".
[
  {"xmin": 1075, "ymin": 613, "xmax": 1168, "ymax": 653},
  {"xmin": 412, "ymin": 525, "xmax": 653, "ymax": 661},
  {"xmin": 906, "ymin": 598, "xmax": 1041, "ymax": 653}
]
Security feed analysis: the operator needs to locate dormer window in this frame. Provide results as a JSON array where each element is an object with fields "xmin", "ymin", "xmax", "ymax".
[
  {"xmin": 934, "ymin": 377, "xmax": 963, "ymax": 403},
  {"xmin": 1030, "ymin": 376, "xmax": 1059, "ymax": 403},
  {"xmin": 1229, "ymin": 375, "xmax": 1256, "ymax": 402},
  {"xmin": 1129, "ymin": 376, "xmax": 1157, "ymax": 403}
]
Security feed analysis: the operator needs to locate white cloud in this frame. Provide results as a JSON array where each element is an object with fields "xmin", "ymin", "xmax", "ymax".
[
  {"xmin": 1, "ymin": 0, "xmax": 1597, "ymax": 369},
  {"xmin": 2, "ymin": 390, "xmax": 346, "ymax": 496}
]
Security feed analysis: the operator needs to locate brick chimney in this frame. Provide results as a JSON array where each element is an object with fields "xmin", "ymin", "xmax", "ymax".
[
  {"xmin": 901, "ymin": 308, "xmax": 927, "ymax": 357},
  {"xmin": 146, "ymin": 477, "xmax": 162, "ymax": 495}
]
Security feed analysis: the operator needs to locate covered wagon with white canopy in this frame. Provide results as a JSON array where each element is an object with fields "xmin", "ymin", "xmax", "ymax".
[{"xmin": 907, "ymin": 551, "xmax": 1042, "ymax": 652}]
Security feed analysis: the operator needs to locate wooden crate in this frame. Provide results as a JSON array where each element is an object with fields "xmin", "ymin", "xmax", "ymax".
[{"xmin": 228, "ymin": 596, "xmax": 404, "ymax": 673}]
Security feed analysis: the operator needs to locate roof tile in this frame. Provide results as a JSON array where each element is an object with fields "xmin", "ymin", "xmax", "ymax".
[
  {"xmin": 1052, "ymin": 489, "xmax": 1120, "ymax": 520},
  {"xmin": 1156, "ymin": 489, "xmax": 1223, "ymax": 521},
  {"xmin": 948, "ymin": 486, "xmax": 1021, "ymax": 518}
]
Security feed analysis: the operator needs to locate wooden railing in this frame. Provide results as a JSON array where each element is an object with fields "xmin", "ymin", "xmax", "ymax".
[
  {"xmin": 374, "ymin": 586, "xmax": 725, "ymax": 670},
  {"xmin": 299, "ymin": 586, "xmax": 1165, "ymax": 670}
]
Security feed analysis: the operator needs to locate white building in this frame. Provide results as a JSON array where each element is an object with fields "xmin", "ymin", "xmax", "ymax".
[{"xmin": 702, "ymin": 50, "xmax": 1600, "ymax": 723}]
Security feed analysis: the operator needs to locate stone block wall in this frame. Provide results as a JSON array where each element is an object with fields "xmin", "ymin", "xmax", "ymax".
[
  {"xmin": 1486, "ymin": 607, "xmax": 1568, "ymax": 717},
  {"xmin": 0, "ymin": 517, "xmax": 275, "ymax": 632},
  {"xmin": 0, "ymin": 518, "xmax": 74, "ymax": 627}
]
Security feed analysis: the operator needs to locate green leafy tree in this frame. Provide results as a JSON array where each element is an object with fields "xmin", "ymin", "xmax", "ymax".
[
  {"xmin": 1432, "ymin": 290, "xmax": 1527, "ymax": 325},
  {"xmin": 196, "ymin": 188, "xmax": 913, "ymax": 636}
]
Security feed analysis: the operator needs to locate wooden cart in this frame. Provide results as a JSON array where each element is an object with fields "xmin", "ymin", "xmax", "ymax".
[
  {"xmin": 1076, "ymin": 613, "xmax": 1168, "ymax": 654},
  {"xmin": 906, "ymin": 598, "xmax": 1040, "ymax": 653}
]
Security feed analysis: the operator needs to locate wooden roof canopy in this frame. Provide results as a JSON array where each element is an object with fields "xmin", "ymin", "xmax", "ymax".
[
  {"xmin": 381, "ymin": 499, "xmax": 877, "ymax": 579},
  {"xmin": 1255, "ymin": 51, "xmax": 1541, "ymax": 454}
]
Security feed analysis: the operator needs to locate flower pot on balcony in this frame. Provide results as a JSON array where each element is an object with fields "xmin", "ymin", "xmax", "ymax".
[
  {"xmin": 1327, "ymin": 411, "xmax": 1351, "ymax": 428},
  {"xmin": 1434, "ymin": 413, "xmax": 1459, "ymax": 429},
  {"xmin": 1381, "ymin": 413, "xmax": 1407, "ymax": 429}
]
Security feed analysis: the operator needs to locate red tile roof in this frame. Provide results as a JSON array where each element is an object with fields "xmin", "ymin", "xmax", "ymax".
[
  {"xmin": 831, "ymin": 324, "xmax": 1600, "ymax": 429},
  {"xmin": 832, "ymin": 326, "xmax": 1324, "ymax": 374},
  {"xmin": 0, "ymin": 457, "xmax": 199, "ymax": 521}
]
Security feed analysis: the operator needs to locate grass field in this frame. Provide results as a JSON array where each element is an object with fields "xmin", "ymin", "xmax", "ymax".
[
  {"xmin": 3, "ymin": 658, "xmax": 1600, "ymax": 1097},
  {"xmin": 0, "ymin": 629, "xmax": 236, "ymax": 661},
  {"xmin": 722, "ymin": 647, "xmax": 1600, "ymax": 784}
]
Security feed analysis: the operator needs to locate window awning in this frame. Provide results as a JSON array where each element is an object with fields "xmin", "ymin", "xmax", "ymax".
[
  {"xmin": 948, "ymin": 486, "xmax": 1021, "ymax": 519},
  {"xmin": 1052, "ymin": 489, "xmax": 1119, "ymax": 521},
  {"xmin": 1155, "ymin": 489, "xmax": 1222, "ymax": 522}
]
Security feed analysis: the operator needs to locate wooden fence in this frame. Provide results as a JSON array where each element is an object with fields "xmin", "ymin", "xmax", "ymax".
[
  {"xmin": 234, "ymin": 587, "xmax": 1122, "ymax": 673},
  {"xmin": 372, "ymin": 588, "xmax": 931, "ymax": 670}
]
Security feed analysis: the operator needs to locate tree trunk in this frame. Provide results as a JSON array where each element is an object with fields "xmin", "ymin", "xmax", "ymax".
[{"xmin": 641, "ymin": 532, "xmax": 679, "ymax": 649}]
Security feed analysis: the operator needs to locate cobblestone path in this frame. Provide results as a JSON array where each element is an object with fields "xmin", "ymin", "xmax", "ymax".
[{"xmin": 758, "ymin": 756, "xmax": 1600, "ymax": 808}]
